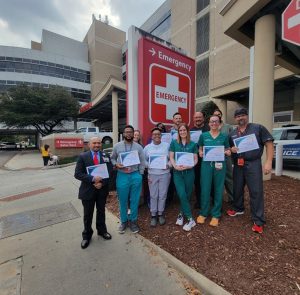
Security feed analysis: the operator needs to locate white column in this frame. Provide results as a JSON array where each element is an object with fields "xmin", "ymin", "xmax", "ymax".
[
  {"xmin": 112, "ymin": 90, "xmax": 119, "ymax": 145},
  {"xmin": 253, "ymin": 14, "xmax": 275, "ymax": 180}
]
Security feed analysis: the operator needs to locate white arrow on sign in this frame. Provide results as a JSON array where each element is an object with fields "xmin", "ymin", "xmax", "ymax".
[
  {"xmin": 149, "ymin": 48, "xmax": 156, "ymax": 56},
  {"xmin": 288, "ymin": 11, "xmax": 300, "ymax": 29}
]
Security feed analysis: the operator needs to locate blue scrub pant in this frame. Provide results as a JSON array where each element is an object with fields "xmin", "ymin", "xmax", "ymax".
[{"xmin": 116, "ymin": 171, "xmax": 142, "ymax": 223}]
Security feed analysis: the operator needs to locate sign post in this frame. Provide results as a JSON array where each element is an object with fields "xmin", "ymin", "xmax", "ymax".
[{"xmin": 282, "ymin": 0, "xmax": 300, "ymax": 46}]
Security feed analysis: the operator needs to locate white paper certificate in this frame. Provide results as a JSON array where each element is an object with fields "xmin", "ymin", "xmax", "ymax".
[
  {"xmin": 233, "ymin": 134, "xmax": 259, "ymax": 153},
  {"xmin": 119, "ymin": 150, "xmax": 140, "ymax": 167},
  {"xmin": 172, "ymin": 131, "xmax": 178, "ymax": 141},
  {"xmin": 190, "ymin": 130, "xmax": 202, "ymax": 143},
  {"xmin": 175, "ymin": 152, "xmax": 194, "ymax": 166},
  {"xmin": 86, "ymin": 164, "xmax": 109, "ymax": 179},
  {"xmin": 148, "ymin": 154, "xmax": 167, "ymax": 169},
  {"xmin": 203, "ymin": 146, "xmax": 225, "ymax": 162},
  {"xmin": 161, "ymin": 133, "xmax": 172, "ymax": 144}
]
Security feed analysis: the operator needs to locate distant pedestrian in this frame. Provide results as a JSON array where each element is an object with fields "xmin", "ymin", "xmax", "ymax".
[
  {"xmin": 74, "ymin": 137, "xmax": 113, "ymax": 249},
  {"xmin": 41, "ymin": 144, "xmax": 51, "ymax": 166},
  {"xmin": 227, "ymin": 108, "xmax": 274, "ymax": 234}
]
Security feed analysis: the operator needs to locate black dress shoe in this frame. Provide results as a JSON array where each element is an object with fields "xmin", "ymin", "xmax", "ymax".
[
  {"xmin": 98, "ymin": 232, "xmax": 112, "ymax": 240},
  {"xmin": 81, "ymin": 239, "xmax": 90, "ymax": 249}
]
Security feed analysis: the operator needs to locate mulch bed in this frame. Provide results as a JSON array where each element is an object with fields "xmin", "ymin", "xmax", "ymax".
[{"xmin": 106, "ymin": 174, "xmax": 300, "ymax": 295}]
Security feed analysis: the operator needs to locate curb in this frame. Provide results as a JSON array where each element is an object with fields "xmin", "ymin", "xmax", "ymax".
[{"xmin": 141, "ymin": 238, "xmax": 231, "ymax": 295}]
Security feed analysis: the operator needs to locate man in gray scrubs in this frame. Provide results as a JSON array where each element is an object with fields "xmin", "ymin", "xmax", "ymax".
[{"xmin": 227, "ymin": 108, "xmax": 274, "ymax": 234}]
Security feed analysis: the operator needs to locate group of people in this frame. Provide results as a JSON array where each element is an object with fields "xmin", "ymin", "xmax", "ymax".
[{"xmin": 74, "ymin": 107, "xmax": 274, "ymax": 249}]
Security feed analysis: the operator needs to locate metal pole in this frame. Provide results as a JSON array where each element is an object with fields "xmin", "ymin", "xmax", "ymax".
[{"xmin": 275, "ymin": 143, "xmax": 283, "ymax": 176}]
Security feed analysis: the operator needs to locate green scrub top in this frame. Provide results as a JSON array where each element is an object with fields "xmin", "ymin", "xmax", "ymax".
[
  {"xmin": 198, "ymin": 131, "xmax": 229, "ymax": 161},
  {"xmin": 169, "ymin": 140, "xmax": 198, "ymax": 154}
]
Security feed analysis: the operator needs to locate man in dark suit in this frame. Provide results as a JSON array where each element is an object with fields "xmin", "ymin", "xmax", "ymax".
[{"xmin": 74, "ymin": 136, "xmax": 113, "ymax": 249}]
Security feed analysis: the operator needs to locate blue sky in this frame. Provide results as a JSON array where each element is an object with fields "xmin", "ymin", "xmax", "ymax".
[{"xmin": 0, "ymin": 0, "xmax": 165, "ymax": 47}]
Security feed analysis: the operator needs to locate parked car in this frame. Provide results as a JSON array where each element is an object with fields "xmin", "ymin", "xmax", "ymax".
[
  {"xmin": 272, "ymin": 125, "xmax": 300, "ymax": 169},
  {"xmin": 0, "ymin": 142, "xmax": 18, "ymax": 149},
  {"xmin": 73, "ymin": 127, "xmax": 113, "ymax": 145}
]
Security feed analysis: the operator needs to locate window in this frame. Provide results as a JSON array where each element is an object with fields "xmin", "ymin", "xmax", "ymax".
[
  {"xmin": 196, "ymin": 14, "xmax": 210, "ymax": 55},
  {"xmin": 197, "ymin": 0, "xmax": 210, "ymax": 13},
  {"xmin": 151, "ymin": 14, "xmax": 171, "ymax": 39},
  {"xmin": 196, "ymin": 58, "xmax": 209, "ymax": 97},
  {"xmin": 287, "ymin": 129, "xmax": 300, "ymax": 140},
  {"xmin": 88, "ymin": 128, "xmax": 96, "ymax": 132},
  {"xmin": 273, "ymin": 111, "xmax": 293, "ymax": 123}
]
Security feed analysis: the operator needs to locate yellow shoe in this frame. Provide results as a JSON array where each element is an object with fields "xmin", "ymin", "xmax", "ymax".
[
  {"xmin": 209, "ymin": 217, "xmax": 219, "ymax": 227},
  {"xmin": 196, "ymin": 215, "xmax": 206, "ymax": 224}
]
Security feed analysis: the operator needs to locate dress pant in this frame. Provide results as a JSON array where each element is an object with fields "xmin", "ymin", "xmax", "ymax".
[{"xmin": 81, "ymin": 186, "xmax": 108, "ymax": 240}]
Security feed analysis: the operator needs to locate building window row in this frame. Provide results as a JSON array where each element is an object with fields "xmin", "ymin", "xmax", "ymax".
[
  {"xmin": 0, "ymin": 56, "xmax": 90, "ymax": 83},
  {"xmin": 0, "ymin": 80, "xmax": 91, "ymax": 103},
  {"xmin": 197, "ymin": 0, "xmax": 210, "ymax": 13},
  {"xmin": 196, "ymin": 58, "xmax": 209, "ymax": 97}
]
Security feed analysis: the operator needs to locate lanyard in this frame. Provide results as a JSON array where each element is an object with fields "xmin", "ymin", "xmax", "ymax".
[{"xmin": 124, "ymin": 141, "xmax": 133, "ymax": 152}]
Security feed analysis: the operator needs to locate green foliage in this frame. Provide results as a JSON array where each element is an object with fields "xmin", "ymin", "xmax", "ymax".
[
  {"xmin": 200, "ymin": 101, "xmax": 219, "ymax": 121},
  {"xmin": 0, "ymin": 85, "xmax": 79, "ymax": 136}
]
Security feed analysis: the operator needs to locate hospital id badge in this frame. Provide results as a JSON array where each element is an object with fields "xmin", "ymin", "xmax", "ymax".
[
  {"xmin": 215, "ymin": 162, "xmax": 223, "ymax": 170},
  {"xmin": 237, "ymin": 158, "xmax": 245, "ymax": 166}
]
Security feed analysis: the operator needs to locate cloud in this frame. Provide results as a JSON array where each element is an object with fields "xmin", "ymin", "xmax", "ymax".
[{"xmin": 0, "ymin": 0, "xmax": 165, "ymax": 47}]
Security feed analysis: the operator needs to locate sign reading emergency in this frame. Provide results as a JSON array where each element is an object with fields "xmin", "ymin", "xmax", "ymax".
[
  {"xmin": 138, "ymin": 37, "xmax": 195, "ymax": 142},
  {"xmin": 55, "ymin": 138, "xmax": 84, "ymax": 148}
]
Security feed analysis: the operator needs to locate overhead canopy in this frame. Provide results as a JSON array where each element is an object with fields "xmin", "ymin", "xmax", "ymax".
[
  {"xmin": 220, "ymin": 0, "xmax": 300, "ymax": 73},
  {"xmin": 77, "ymin": 76, "xmax": 126, "ymax": 124}
]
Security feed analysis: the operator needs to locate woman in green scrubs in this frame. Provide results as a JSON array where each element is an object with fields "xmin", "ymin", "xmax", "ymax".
[
  {"xmin": 169, "ymin": 123, "xmax": 198, "ymax": 231},
  {"xmin": 197, "ymin": 115, "xmax": 231, "ymax": 227}
]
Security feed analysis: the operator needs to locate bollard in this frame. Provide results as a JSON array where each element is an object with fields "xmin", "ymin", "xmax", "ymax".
[{"xmin": 275, "ymin": 143, "xmax": 283, "ymax": 176}]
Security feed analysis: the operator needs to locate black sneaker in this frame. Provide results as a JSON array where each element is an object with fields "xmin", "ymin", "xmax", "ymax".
[
  {"xmin": 158, "ymin": 215, "xmax": 166, "ymax": 226},
  {"xmin": 118, "ymin": 222, "xmax": 127, "ymax": 234},
  {"xmin": 150, "ymin": 217, "xmax": 157, "ymax": 227},
  {"xmin": 130, "ymin": 221, "xmax": 140, "ymax": 233}
]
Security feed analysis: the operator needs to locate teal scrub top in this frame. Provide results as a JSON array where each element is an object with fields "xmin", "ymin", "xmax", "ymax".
[{"xmin": 170, "ymin": 140, "xmax": 198, "ymax": 154}]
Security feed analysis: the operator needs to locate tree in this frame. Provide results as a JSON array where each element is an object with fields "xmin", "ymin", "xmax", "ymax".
[{"xmin": 0, "ymin": 85, "xmax": 79, "ymax": 136}]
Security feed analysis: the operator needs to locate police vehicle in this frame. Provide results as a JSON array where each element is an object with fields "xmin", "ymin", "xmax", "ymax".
[{"xmin": 272, "ymin": 125, "xmax": 300, "ymax": 169}]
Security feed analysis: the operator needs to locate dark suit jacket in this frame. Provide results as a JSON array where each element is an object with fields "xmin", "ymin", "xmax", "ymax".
[{"xmin": 74, "ymin": 150, "xmax": 113, "ymax": 200}]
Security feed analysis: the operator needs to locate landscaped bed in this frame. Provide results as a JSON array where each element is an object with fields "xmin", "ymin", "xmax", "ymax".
[{"xmin": 106, "ymin": 174, "xmax": 300, "ymax": 295}]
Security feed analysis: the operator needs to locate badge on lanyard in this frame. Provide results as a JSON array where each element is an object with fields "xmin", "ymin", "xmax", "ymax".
[{"xmin": 215, "ymin": 162, "xmax": 223, "ymax": 170}]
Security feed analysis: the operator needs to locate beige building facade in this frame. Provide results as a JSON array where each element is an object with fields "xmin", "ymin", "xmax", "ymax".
[{"xmin": 141, "ymin": 0, "xmax": 300, "ymax": 127}]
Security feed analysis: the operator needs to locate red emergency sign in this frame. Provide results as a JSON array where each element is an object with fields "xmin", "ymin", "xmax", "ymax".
[{"xmin": 55, "ymin": 138, "xmax": 84, "ymax": 148}]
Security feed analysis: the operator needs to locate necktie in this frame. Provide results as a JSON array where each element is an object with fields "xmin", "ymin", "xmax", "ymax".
[{"xmin": 93, "ymin": 152, "xmax": 99, "ymax": 165}]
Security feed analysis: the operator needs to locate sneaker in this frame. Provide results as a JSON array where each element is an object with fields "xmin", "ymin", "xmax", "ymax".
[
  {"xmin": 175, "ymin": 214, "xmax": 184, "ymax": 226},
  {"xmin": 130, "ymin": 221, "xmax": 140, "ymax": 233},
  {"xmin": 252, "ymin": 223, "xmax": 263, "ymax": 234},
  {"xmin": 209, "ymin": 217, "xmax": 219, "ymax": 227},
  {"xmin": 118, "ymin": 222, "xmax": 127, "ymax": 234},
  {"xmin": 183, "ymin": 219, "xmax": 196, "ymax": 231},
  {"xmin": 158, "ymin": 215, "xmax": 166, "ymax": 226},
  {"xmin": 196, "ymin": 215, "xmax": 206, "ymax": 224},
  {"xmin": 150, "ymin": 217, "xmax": 157, "ymax": 227},
  {"xmin": 227, "ymin": 209, "xmax": 244, "ymax": 217}
]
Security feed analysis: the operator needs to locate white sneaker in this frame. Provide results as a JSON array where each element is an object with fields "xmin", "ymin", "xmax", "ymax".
[
  {"xmin": 183, "ymin": 219, "xmax": 196, "ymax": 231},
  {"xmin": 175, "ymin": 214, "xmax": 184, "ymax": 226}
]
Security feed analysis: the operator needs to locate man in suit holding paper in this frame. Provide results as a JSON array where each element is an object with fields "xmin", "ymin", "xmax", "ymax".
[{"xmin": 74, "ymin": 136, "xmax": 113, "ymax": 249}]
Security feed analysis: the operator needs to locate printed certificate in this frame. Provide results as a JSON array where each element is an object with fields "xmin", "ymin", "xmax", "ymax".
[
  {"xmin": 86, "ymin": 163, "xmax": 109, "ymax": 179},
  {"xmin": 161, "ymin": 133, "xmax": 172, "ymax": 144},
  {"xmin": 172, "ymin": 131, "xmax": 178, "ymax": 141},
  {"xmin": 190, "ymin": 130, "xmax": 202, "ymax": 143},
  {"xmin": 233, "ymin": 134, "xmax": 259, "ymax": 153},
  {"xmin": 203, "ymin": 146, "xmax": 225, "ymax": 162},
  {"xmin": 148, "ymin": 154, "xmax": 167, "ymax": 169},
  {"xmin": 119, "ymin": 150, "xmax": 140, "ymax": 167},
  {"xmin": 175, "ymin": 152, "xmax": 194, "ymax": 166}
]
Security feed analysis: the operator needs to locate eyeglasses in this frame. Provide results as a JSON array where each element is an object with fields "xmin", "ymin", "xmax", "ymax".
[
  {"xmin": 209, "ymin": 120, "xmax": 220, "ymax": 124},
  {"xmin": 124, "ymin": 131, "xmax": 133, "ymax": 134},
  {"xmin": 152, "ymin": 133, "xmax": 161, "ymax": 136}
]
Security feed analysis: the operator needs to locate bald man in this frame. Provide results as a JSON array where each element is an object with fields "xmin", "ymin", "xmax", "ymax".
[{"xmin": 75, "ymin": 137, "xmax": 113, "ymax": 249}]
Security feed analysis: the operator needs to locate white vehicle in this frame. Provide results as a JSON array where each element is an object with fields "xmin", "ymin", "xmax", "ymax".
[
  {"xmin": 272, "ymin": 125, "xmax": 300, "ymax": 169},
  {"xmin": 74, "ymin": 127, "xmax": 113, "ymax": 145}
]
